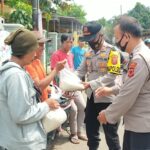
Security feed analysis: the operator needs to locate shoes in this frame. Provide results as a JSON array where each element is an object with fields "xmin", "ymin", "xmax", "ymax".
[{"xmin": 69, "ymin": 134, "xmax": 80, "ymax": 144}]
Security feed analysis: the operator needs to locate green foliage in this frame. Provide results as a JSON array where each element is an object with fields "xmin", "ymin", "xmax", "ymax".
[
  {"xmin": 0, "ymin": 12, "xmax": 10, "ymax": 22},
  {"xmin": 37, "ymin": 0, "xmax": 72, "ymax": 23},
  {"xmin": 98, "ymin": 17, "xmax": 108, "ymax": 27},
  {"xmin": 57, "ymin": 4, "xmax": 87, "ymax": 24},
  {"xmin": 5, "ymin": 0, "xmax": 32, "ymax": 13},
  {"xmin": 97, "ymin": 17, "xmax": 114, "ymax": 43},
  {"xmin": 5, "ymin": 0, "xmax": 32, "ymax": 29},
  {"xmin": 128, "ymin": 2, "xmax": 150, "ymax": 29},
  {"xmin": 5, "ymin": 0, "xmax": 73, "ymax": 24},
  {"xmin": 96, "ymin": 2, "xmax": 150, "ymax": 42},
  {"xmin": 4, "ymin": 0, "xmax": 74, "ymax": 30},
  {"xmin": 9, "ymin": 9, "xmax": 33, "ymax": 29},
  {"xmin": 39, "ymin": 0, "xmax": 54, "ymax": 22}
]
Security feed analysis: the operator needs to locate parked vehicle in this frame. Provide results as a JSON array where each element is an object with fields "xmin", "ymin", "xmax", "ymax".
[
  {"xmin": 0, "ymin": 18, "xmax": 24, "ymax": 65},
  {"xmin": 47, "ymin": 85, "xmax": 71, "ymax": 145}
]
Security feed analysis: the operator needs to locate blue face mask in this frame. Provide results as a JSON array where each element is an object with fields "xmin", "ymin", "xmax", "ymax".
[{"xmin": 115, "ymin": 34, "xmax": 129, "ymax": 52}]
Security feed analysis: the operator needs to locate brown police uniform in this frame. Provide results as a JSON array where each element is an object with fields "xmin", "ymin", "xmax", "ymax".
[{"xmin": 77, "ymin": 41, "xmax": 122, "ymax": 150}]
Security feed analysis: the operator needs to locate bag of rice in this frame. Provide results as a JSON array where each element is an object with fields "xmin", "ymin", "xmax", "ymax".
[{"xmin": 59, "ymin": 68, "xmax": 84, "ymax": 91}]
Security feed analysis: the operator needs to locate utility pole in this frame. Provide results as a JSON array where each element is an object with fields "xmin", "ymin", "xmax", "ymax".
[
  {"xmin": 31, "ymin": 0, "xmax": 39, "ymax": 30},
  {"xmin": 120, "ymin": 5, "xmax": 122, "ymax": 16},
  {"xmin": 1, "ymin": 0, "xmax": 4, "ymax": 16}
]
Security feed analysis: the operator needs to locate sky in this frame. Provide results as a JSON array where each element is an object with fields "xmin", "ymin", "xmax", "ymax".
[{"xmin": 73, "ymin": 0, "xmax": 150, "ymax": 21}]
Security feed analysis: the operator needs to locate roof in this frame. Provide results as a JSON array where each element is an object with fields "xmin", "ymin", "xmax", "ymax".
[{"xmin": 51, "ymin": 16, "xmax": 82, "ymax": 26}]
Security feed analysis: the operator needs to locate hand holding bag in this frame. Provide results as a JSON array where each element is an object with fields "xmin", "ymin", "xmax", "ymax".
[
  {"xmin": 59, "ymin": 68, "xmax": 84, "ymax": 91},
  {"xmin": 42, "ymin": 107, "xmax": 67, "ymax": 133}
]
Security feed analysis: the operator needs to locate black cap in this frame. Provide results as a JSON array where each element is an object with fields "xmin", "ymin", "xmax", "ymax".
[{"xmin": 80, "ymin": 21, "xmax": 102, "ymax": 42}]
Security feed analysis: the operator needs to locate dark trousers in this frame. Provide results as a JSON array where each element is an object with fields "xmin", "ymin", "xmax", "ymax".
[
  {"xmin": 85, "ymin": 94, "xmax": 121, "ymax": 150},
  {"xmin": 123, "ymin": 130, "xmax": 150, "ymax": 150}
]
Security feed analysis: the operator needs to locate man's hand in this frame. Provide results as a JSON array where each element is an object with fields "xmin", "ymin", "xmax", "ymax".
[
  {"xmin": 97, "ymin": 110, "xmax": 107, "ymax": 124},
  {"xmin": 55, "ymin": 59, "xmax": 66, "ymax": 72},
  {"xmin": 45, "ymin": 98, "xmax": 60, "ymax": 109},
  {"xmin": 95, "ymin": 87, "xmax": 113, "ymax": 98},
  {"xmin": 82, "ymin": 82, "xmax": 90, "ymax": 89}
]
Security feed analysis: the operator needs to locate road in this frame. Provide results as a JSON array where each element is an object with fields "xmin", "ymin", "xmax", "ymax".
[
  {"xmin": 48, "ymin": 92, "xmax": 124, "ymax": 150},
  {"xmin": 49, "ymin": 121, "xmax": 124, "ymax": 150}
]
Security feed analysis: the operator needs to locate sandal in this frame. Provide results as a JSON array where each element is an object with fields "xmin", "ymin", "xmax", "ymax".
[
  {"xmin": 78, "ymin": 135, "xmax": 88, "ymax": 141},
  {"xmin": 69, "ymin": 134, "xmax": 80, "ymax": 144}
]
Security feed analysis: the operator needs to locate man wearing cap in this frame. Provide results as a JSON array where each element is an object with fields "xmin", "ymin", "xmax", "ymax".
[
  {"xmin": 26, "ymin": 31, "xmax": 66, "ymax": 101},
  {"xmin": 77, "ymin": 21, "xmax": 123, "ymax": 150}
]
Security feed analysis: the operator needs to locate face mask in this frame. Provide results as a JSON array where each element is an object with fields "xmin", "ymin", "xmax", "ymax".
[
  {"xmin": 88, "ymin": 34, "xmax": 103, "ymax": 51},
  {"xmin": 88, "ymin": 41, "xmax": 99, "ymax": 50},
  {"xmin": 115, "ymin": 34, "xmax": 129, "ymax": 52}
]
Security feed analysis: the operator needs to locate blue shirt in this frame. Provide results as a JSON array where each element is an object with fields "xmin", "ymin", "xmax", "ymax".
[{"xmin": 71, "ymin": 46, "xmax": 86, "ymax": 70}]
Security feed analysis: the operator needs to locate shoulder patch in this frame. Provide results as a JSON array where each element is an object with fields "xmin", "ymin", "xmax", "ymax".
[{"xmin": 128, "ymin": 61, "xmax": 137, "ymax": 78}]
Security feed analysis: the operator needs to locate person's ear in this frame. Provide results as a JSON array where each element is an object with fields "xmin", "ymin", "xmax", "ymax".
[{"xmin": 124, "ymin": 33, "xmax": 130, "ymax": 40}]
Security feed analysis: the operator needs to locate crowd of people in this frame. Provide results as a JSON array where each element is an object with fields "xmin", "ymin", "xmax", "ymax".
[{"xmin": 0, "ymin": 15, "xmax": 150, "ymax": 150}]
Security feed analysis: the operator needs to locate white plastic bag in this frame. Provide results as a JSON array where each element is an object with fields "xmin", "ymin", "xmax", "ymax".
[
  {"xmin": 59, "ymin": 68, "xmax": 84, "ymax": 91},
  {"xmin": 42, "ymin": 107, "xmax": 67, "ymax": 133}
]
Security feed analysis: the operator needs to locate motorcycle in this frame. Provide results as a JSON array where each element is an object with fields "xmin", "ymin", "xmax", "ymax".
[{"xmin": 47, "ymin": 84, "xmax": 72, "ymax": 145}]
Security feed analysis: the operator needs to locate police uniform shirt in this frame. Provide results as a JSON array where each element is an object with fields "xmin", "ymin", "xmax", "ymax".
[
  {"xmin": 77, "ymin": 42, "xmax": 122, "ymax": 103},
  {"xmin": 104, "ymin": 41, "xmax": 150, "ymax": 132}
]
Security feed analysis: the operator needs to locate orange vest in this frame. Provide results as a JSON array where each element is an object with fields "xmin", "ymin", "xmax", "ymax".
[{"xmin": 26, "ymin": 59, "xmax": 48, "ymax": 101}]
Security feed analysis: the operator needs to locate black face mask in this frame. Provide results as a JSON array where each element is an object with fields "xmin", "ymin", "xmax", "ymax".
[
  {"xmin": 88, "ymin": 34, "xmax": 103, "ymax": 51},
  {"xmin": 88, "ymin": 41, "xmax": 99, "ymax": 50},
  {"xmin": 116, "ymin": 34, "xmax": 129, "ymax": 52}
]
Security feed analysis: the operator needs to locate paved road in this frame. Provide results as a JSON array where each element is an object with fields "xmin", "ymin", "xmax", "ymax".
[
  {"xmin": 49, "ymin": 121, "xmax": 124, "ymax": 150},
  {"xmin": 48, "ymin": 92, "xmax": 124, "ymax": 150}
]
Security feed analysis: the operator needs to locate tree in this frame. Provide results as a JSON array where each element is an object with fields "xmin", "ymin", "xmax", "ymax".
[
  {"xmin": 4, "ymin": 0, "xmax": 73, "ymax": 29},
  {"xmin": 57, "ymin": 4, "xmax": 87, "ymax": 24},
  {"xmin": 39, "ymin": 0, "xmax": 72, "ymax": 21},
  {"xmin": 128, "ymin": 2, "xmax": 150, "ymax": 29},
  {"xmin": 5, "ymin": 0, "xmax": 33, "ymax": 29},
  {"xmin": 97, "ymin": 17, "xmax": 116, "ymax": 43}
]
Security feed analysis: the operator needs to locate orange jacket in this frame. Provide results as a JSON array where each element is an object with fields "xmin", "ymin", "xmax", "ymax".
[{"xmin": 26, "ymin": 59, "xmax": 48, "ymax": 101}]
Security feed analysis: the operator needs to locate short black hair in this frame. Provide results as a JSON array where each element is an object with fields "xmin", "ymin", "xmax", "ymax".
[
  {"xmin": 117, "ymin": 15, "xmax": 142, "ymax": 37},
  {"xmin": 61, "ymin": 34, "xmax": 73, "ymax": 43}
]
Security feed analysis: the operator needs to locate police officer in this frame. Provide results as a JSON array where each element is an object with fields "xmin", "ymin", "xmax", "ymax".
[
  {"xmin": 98, "ymin": 16, "xmax": 150, "ymax": 150},
  {"xmin": 77, "ymin": 21, "xmax": 123, "ymax": 150}
]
